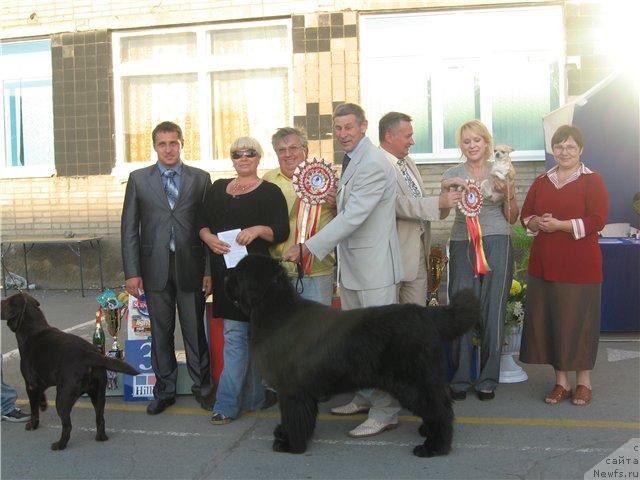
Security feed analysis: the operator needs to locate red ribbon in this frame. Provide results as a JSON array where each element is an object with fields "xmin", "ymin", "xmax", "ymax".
[
  {"xmin": 295, "ymin": 200, "xmax": 321, "ymax": 274},
  {"xmin": 466, "ymin": 216, "xmax": 491, "ymax": 276}
]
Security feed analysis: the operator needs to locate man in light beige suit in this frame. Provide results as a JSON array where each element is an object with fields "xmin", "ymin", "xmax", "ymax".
[
  {"xmin": 379, "ymin": 112, "xmax": 464, "ymax": 306},
  {"xmin": 283, "ymin": 103, "xmax": 403, "ymax": 438}
]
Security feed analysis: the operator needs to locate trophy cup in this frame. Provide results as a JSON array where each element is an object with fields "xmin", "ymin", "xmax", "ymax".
[
  {"xmin": 104, "ymin": 304, "xmax": 123, "ymax": 359},
  {"xmin": 96, "ymin": 289, "xmax": 125, "ymax": 358},
  {"xmin": 427, "ymin": 246, "xmax": 448, "ymax": 306}
]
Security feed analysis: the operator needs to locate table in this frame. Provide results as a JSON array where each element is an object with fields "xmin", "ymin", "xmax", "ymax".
[
  {"xmin": 599, "ymin": 237, "xmax": 640, "ymax": 332},
  {"xmin": 1, "ymin": 235, "xmax": 104, "ymax": 297}
]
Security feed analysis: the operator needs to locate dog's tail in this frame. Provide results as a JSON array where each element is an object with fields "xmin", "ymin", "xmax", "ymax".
[
  {"xmin": 433, "ymin": 289, "xmax": 480, "ymax": 341},
  {"xmin": 100, "ymin": 356, "xmax": 139, "ymax": 376}
]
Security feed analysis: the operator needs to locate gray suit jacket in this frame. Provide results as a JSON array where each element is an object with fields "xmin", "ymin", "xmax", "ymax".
[
  {"xmin": 121, "ymin": 163, "xmax": 211, "ymax": 292},
  {"xmin": 382, "ymin": 149, "xmax": 440, "ymax": 282},
  {"xmin": 306, "ymin": 137, "xmax": 403, "ymax": 290}
]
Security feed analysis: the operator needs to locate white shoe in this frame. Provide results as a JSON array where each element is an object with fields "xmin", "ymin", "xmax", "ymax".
[
  {"xmin": 330, "ymin": 402, "xmax": 370, "ymax": 416},
  {"xmin": 348, "ymin": 418, "xmax": 398, "ymax": 438}
]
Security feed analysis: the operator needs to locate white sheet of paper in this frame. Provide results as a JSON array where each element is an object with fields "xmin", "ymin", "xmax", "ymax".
[{"xmin": 218, "ymin": 228, "xmax": 248, "ymax": 268}]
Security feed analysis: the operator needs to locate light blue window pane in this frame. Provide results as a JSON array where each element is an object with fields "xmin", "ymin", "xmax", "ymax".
[
  {"xmin": 362, "ymin": 58, "xmax": 432, "ymax": 154},
  {"xmin": 443, "ymin": 66, "xmax": 479, "ymax": 149},
  {"xmin": 3, "ymin": 80, "xmax": 54, "ymax": 167},
  {"xmin": 492, "ymin": 61, "xmax": 560, "ymax": 150}
]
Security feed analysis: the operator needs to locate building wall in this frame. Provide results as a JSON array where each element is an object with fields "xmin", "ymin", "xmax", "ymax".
[{"xmin": 0, "ymin": 0, "xmax": 613, "ymax": 288}]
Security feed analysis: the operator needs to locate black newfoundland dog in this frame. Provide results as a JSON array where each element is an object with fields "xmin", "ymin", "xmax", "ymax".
[
  {"xmin": 1, "ymin": 292, "xmax": 139, "ymax": 451},
  {"xmin": 225, "ymin": 254, "xmax": 480, "ymax": 457}
]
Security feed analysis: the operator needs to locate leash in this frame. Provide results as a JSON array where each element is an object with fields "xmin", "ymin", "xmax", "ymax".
[
  {"xmin": 294, "ymin": 244, "xmax": 305, "ymax": 295},
  {"xmin": 1, "ymin": 255, "xmax": 29, "ymax": 332}
]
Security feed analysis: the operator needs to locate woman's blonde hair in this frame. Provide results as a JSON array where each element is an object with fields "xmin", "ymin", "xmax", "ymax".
[
  {"xmin": 230, "ymin": 136, "xmax": 263, "ymax": 158},
  {"xmin": 457, "ymin": 120, "xmax": 493, "ymax": 161}
]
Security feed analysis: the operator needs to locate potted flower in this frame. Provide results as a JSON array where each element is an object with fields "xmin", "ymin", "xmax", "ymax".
[
  {"xmin": 499, "ymin": 225, "xmax": 532, "ymax": 383},
  {"xmin": 503, "ymin": 279, "xmax": 526, "ymax": 350}
]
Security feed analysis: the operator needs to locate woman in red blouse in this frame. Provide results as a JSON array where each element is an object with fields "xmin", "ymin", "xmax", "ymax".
[{"xmin": 520, "ymin": 124, "xmax": 608, "ymax": 406}]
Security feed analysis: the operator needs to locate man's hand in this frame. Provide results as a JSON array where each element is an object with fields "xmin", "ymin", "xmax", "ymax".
[
  {"xmin": 441, "ymin": 177, "xmax": 467, "ymax": 191},
  {"xmin": 202, "ymin": 276, "xmax": 212, "ymax": 297},
  {"xmin": 438, "ymin": 190, "xmax": 462, "ymax": 209},
  {"xmin": 282, "ymin": 243, "xmax": 309, "ymax": 263},
  {"xmin": 125, "ymin": 276, "xmax": 144, "ymax": 298}
]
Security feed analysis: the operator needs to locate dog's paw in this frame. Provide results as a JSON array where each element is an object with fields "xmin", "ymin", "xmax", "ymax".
[
  {"xmin": 413, "ymin": 442, "xmax": 451, "ymax": 458},
  {"xmin": 272, "ymin": 438, "xmax": 291, "ymax": 453},
  {"xmin": 273, "ymin": 424, "xmax": 287, "ymax": 441},
  {"xmin": 25, "ymin": 420, "xmax": 39, "ymax": 431},
  {"xmin": 51, "ymin": 441, "xmax": 67, "ymax": 451},
  {"xmin": 39, "ymin": 398, "xmax": 47, "ymax": 411},
  {"xmin": 95, "ymin": 432, "xmax": 108, "ymax": 442}
]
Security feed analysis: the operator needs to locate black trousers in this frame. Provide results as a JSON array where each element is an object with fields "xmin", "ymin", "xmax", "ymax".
[{"xmin": 145, "ymin": 254, "xmax": 212, "ymax": 400}]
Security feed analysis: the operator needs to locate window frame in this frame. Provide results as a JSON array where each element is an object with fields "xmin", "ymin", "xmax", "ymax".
[
  {"xmin": 360, "ymin": 6, "xmax": 565, "ymax": 164},
  {"xmin": 112, "ymin": 19, "xmax": 293, "ymax": 178},
  {"xmin": 0, "ymin": 38, "xmax": 56, "ymax": 179}
]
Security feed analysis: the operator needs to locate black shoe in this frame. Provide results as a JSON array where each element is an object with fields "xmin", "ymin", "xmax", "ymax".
[
  {"xmin": 196, "ymin": 393, "xmax": 215, "ymax": 411},
  {"xmin": 450, "ymin": 390, "xmax": 467, "ymax": 401},
  {"xmin": 477, "ymin": 390, "xmax": 495, "ymax": 401},
  {"xmin": 262, "ymin": 389, "xmax": 278, "ymax": 410},
  {"xmin": 146, "ymin": 397, "xmax": 176, "ymax": 415}
]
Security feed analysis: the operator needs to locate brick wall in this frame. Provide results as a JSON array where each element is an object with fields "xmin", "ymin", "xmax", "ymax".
[
  {"xmin": 0, "ymin": 162, "xmax": 545, "ymax": 289},
  {"xmin": 0, "ymin": 0, "xmax": 611, "ymax": 289}
]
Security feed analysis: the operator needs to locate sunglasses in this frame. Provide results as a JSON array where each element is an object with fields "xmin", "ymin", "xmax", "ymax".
[{"xmin": 231, "ymin": 149, "xmax": 259, "ymax": 159}]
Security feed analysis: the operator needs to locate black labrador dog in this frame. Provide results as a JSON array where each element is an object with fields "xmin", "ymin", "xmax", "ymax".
[
  {"xmin": 1, "ymin": 292, "xmax": 139, "ymax": 451},
  {"xmin": 225, "ymin": 254, "xmax": 480, "ymax": 457}
]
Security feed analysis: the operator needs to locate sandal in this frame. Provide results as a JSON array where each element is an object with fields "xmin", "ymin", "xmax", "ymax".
[
  {"xmin": 210, "ymin": 413, "xmax": 231, "ymax": 425},
  {"xmin": 544, "ymin": 385, "xmax": 572, "ymax": 405},
  {"xmin": 572, "ymin": 385, "xmax": 592, "ymax": 406}
]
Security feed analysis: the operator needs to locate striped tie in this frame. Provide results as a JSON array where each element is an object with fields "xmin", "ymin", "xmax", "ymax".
[{"xmin": 163, "ymin": 170, "xmax": 179, "ymax": 251}]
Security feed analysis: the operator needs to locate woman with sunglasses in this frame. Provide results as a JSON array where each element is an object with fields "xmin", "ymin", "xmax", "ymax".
[
  {"xmin": 519, "ymin": 125, "xmax": 608, "ymax": 406},
  {"xmin": 199, "ymin": 136, "xmax": 289, "ymax": 424}
]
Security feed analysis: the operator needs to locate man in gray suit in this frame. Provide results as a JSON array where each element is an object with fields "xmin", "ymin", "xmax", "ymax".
[
  {"xmin": 121, "ymin": 121, "xmax": 213, "ymax": 415},
  {"xmin": 379, "ymin": 112, "xmax": 463, "ymax": 306},
  {"xmin": 283, "ymin": 103, "xmax": 403, "ymax": 438}
]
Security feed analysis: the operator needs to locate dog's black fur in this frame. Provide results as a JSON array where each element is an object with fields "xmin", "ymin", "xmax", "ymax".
[
  {"xmin": 225, "ymin": 254, "xmax": 480, "ymax": 457},
  {"xmin": 1, "ymin": 292, "xmax": 139, "ymax": 451}
]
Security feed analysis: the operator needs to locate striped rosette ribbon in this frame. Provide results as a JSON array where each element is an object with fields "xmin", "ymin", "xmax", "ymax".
[
  {"xmin": 291, "ymin": 157, "xmax": 337, "ymax": 273},
  {"xmin": 458, "ymin": 179, "xmax": 491, "ymax": 276}
]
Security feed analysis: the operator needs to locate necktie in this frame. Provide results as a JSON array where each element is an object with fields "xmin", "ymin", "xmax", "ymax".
[
  {"xmin": 163, "ymin": 170, "xmax": 179, "ymax": 251},
  {"xmin": 341, "ymin": 154, "xmax": 351, "ymax": 175},
  {"xmin": 397, "ymin": 159, "xmax": 421, "ymax": 198}
]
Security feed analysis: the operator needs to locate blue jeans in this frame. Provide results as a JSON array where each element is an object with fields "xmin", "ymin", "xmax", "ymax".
[
  {"xmin": 1, "ymin": 358, "xmax": 18, "ymax": 415},
  {"xmin": 213, "ymin": 319, "xmax": 264, "ymax": 419},
  {"xmin": 289, "ymin": 273, "xmax": 334, "ymax": 306}
]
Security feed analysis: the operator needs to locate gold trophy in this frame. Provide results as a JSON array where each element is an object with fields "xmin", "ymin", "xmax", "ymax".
[
  {"xmin": 103, "ymin": 301, "xmax": 123, "ymax": 358},
  {"xmin": 427, "ymin": 246, "xmax": 448, "ymax": 306}
]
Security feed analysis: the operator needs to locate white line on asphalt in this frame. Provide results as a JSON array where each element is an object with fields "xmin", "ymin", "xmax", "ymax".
[
  {"xmin": 44, "ymin": 424, "xmax": 228, "ymax": 439},
  {"xmin": 2, "ymin": 319, "xmax": 94, "ymax": 361},
  {"xmin": 35, "ymin": 424, "xmax": 617, "ymax": 455}
]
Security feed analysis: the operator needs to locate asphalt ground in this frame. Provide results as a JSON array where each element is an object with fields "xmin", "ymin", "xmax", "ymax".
[{"xmin": 1, "ymin": 289, "xmax": 639, "ymax": 480}]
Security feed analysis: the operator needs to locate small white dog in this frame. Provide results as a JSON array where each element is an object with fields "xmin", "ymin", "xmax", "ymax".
[{"xmin": 481, "ymin": 144, "xmax": 516, "ymax": 203}]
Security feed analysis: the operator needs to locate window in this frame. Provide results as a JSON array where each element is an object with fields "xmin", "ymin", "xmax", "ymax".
[
  {"xmin": 0, "ymin": 39, "xmax": 55, "ymax": 177},
  {"xmin": 360, "ymin": 6, "xmax": 564, "ymax": 162},
  {"xmin": 112, "ymin": 21, "xmax": 291, "ymax": 172}
]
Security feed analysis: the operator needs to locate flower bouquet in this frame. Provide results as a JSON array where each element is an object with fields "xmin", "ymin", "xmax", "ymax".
[{"xmin": 505, "ymin": 279, "xmax": 526, "ymax": 336}]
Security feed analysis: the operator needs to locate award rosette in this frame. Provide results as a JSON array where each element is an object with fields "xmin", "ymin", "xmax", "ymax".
[
  {"xmin": 291, "ymin": 157, "xmax": 337, "ymax": 273},
  {"xmin": 458, "ymin": 179, "xmax": 491, "ymax": 276}
]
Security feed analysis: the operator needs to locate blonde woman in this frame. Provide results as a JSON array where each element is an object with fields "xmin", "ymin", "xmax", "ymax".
[
  {"xmin": 440, "ymin": 120, "xmax": 518, "ymax": 401},
  {"xmin": 199, "ymin": 136, "xmax": 289, "ymax": 424}
]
